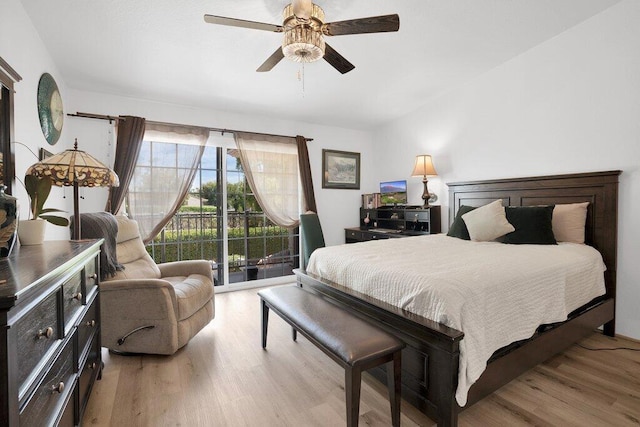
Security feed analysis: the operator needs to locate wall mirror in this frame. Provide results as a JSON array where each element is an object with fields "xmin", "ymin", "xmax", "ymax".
[{"xmin": 0, "ymin": 57, "xmax": 22, "ymax": 195}]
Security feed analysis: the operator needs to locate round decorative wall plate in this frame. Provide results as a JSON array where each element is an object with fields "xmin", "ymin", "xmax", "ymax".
[{"xmin": 37, "ymin": 73, "xmax": 63, "ymax": 145}]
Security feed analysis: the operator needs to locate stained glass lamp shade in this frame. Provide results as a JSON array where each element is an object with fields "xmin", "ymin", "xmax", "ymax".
[{"xmin": 25, "ymin": 139, "xmax": 119, "ymax": 240}]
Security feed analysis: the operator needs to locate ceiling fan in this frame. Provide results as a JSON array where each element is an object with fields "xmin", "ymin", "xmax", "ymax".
[{"xmin": 204, "ymin": 0, "xmax": 399, "ymax": 74}]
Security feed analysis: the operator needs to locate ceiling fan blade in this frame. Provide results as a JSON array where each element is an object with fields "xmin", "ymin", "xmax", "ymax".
[
  {"xmin": 257, "ymin": 47, "xmax": 285, "ymax": 72},
  {"xmin": 204, "ymin": 15, "xmax": 283, "ymax": 33},
  {"xmin": 323, "ymin": 14, "xmax": 400, "ymax": 36},
  {"xmin": 292, "ymin": 0, "xmax": 313, "ymax": 20},
  {"xmin": 323, "ymin": 43, "xmax": 355, "ymax": 74}
]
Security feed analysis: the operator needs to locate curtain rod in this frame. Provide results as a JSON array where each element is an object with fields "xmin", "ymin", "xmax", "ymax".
[{"xmin": 67, "ymin": 112, "xmax": 313, "ymax": 142}]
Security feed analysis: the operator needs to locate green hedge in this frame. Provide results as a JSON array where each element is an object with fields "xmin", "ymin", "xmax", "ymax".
[
  {"xmin": 179, "ymin": 205, "xmax": 217, "ymax": 213},
  {"xmin": 147, "ymin": 226, "xmax": 296, "ymax": 267}
]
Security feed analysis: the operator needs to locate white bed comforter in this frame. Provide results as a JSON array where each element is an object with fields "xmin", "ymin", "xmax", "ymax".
[{"xmin": 306, "ymin": 234, "xmax": 606, "ymax": 406}]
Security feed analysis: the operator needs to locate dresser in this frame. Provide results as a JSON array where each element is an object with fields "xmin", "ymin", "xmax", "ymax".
[{"xmin": 0, "ymin": 240, "xmax": 103, "ymax": 426}]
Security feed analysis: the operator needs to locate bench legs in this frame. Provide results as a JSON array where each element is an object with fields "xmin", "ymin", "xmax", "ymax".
[
  {"xmin": 261, "ymin": 299, "xmax": 298, "ymax": 347},
  {"xmin": 344, "ymin": 352, "xmax": 401, "ymax": 427},
  {"xmin": 260, "ymin": 295, "xmax": 402, "ymax": 427},
  {"xmin": 387, "ymin": 352, "xmax": 402, "ymax": 427},
  {"xmin": 345, "ymin": 367, "xmax": 362, "ymax": 427},
  {"xmin": 261, "ymin": 299, "xmax": 269, "ymax": 349}
]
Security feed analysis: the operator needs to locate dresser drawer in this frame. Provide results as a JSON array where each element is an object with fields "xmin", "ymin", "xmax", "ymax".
[
  {"xmin": 20, "ymin": 338, "xmax": 75, "ymax": 427},
  {"xmin": 77, "ymin": 297, "xmax": 99, "ymax": 363},
  {"xmin": 345, "ymin": 229, "xmax": 362, "ymax": 241},
  {"xmin": 16, "ymin": 290, "xmax": 60, "ymax": 390},
  {"xmin": 78, "ymin": 335, "xmax": 101, "ymax": 414},
  {"xmin": 62, "ymin": 270, "xmax": 84, "ymax": 332},
  {"xmin": 84, "ymin": 258, "xmax": 99, "ymax": 297},
  {"xmin": 58, "ymin": 386, "xmax": 77, "ymax": 427}
]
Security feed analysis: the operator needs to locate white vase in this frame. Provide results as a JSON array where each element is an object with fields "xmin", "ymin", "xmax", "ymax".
[{"xmin": 18, "ymin": 219, "xmax": 47, "ymax": 245}]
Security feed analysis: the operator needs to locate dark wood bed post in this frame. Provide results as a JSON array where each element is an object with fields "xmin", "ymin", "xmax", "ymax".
[{"xmin": 296, "ymin": 170, "xmax": 620, "ymax": 427}]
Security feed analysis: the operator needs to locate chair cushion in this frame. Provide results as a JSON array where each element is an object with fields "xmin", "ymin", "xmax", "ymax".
[
  {"xmin": 116, "ymin": 216, "xmax": 142, "ymax": 243},
  {"xmin": 164, "ymin": 274, "xmax": 214, "ymax": 321},
  {"xmin": 108, "ymin": 256, "xmax": 161, "ymax": 280},
  {"xmin": 111, "ymin": 216, "xmax": 161, "ymax": 279}
]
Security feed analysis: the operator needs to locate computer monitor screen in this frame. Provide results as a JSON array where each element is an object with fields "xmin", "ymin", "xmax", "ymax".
[{"xmin": 380, "ymin": 180, "xmax": 407, "ymax": 205}]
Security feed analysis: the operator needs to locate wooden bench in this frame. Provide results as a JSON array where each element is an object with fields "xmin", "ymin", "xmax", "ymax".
[{"xmin": 258, "ymin": 285, "xmax": 405, "ymax": 427}]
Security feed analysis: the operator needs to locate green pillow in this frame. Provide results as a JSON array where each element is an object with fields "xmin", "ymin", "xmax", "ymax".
[
  {"xmin": 503, "ymin": 206, "xmax": 557, "ymax": 245},
  {"xmin": 447, "ymin": 205, "xmax": 476, "ymax": 240}
]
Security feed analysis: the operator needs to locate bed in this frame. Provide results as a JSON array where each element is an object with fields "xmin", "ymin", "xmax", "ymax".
[{"xmin": 294, "ymin": 170, "xmax": 620, "ymax": 427}]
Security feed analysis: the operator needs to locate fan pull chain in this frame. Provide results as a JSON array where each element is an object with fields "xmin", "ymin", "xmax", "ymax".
[{"xmin": 296, "ymin": 63, "xmax": 306, "ymax": 98}]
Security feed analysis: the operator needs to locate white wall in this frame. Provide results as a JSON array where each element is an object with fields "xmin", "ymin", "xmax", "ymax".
[
  {"xmin": 1, "ymin": 0, "xmax": 76, "ymax": 240},
  {"xmin": 373, "ymin": 0, "xmax": 640, "ymax": 339}
]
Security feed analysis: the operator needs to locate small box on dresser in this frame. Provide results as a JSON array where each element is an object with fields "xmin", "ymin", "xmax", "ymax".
[{"xmin": 0, "ymin": 240, "xmax": 103, "ymax": 427}]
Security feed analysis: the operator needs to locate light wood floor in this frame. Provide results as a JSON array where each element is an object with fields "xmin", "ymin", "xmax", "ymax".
[{"xmin": 83, "ymin": 287, "xmax": 640, "ymax": 426}]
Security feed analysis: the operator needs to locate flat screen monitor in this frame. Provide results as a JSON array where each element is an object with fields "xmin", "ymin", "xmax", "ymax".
[{"xmin": 380, "ymin": 180, "xmax": 407, "ymax": 206}]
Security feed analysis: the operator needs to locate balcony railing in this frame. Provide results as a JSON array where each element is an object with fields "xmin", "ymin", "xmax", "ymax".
[{"xmin": 145, "ymin": 210, "xmax": 299, "ymax": 285}]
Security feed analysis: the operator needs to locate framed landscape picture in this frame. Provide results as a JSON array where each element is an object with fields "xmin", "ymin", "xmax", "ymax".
[{"xmin": 322, "ymin": 149, "xmax": 360, "ymax": 189}]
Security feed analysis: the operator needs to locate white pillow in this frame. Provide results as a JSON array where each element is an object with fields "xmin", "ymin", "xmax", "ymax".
[
  {"xmin": 552, "ymin": 202, "xmax": 589, "ymax": 244},
  {"xmin": 462, "ymin": 200, "xmax": 515, "ymax": 242}
]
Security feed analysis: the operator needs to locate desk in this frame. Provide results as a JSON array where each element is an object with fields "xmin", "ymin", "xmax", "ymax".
[{"xmin": 345, "ymin": 227, "xmax": 435, "ymax": 243}]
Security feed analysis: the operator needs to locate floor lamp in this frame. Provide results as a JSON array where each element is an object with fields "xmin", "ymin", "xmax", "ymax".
[{"xmin": 25, "ymin": 139, "xmax": 119, "ymax": 240}]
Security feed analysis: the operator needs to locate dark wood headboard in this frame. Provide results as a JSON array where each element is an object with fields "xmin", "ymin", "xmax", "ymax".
[{"xmin": 447, "ymin": 171, "xmax": 621, "ymax": 301}]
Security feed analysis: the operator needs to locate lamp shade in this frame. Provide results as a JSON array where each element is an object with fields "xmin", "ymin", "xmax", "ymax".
[
  {"xmin": 25, "ymin": 139, "xmax": 119, "ymax": 241},
  {"xmin": 411, "ymin": 155, "xmax": 437, "ymax": 177},
  {"xmin": 25, "ymin": 139, "xmax": 119, "ymax": 188}
]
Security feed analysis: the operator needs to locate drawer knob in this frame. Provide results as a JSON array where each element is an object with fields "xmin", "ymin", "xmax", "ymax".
[
  {"xmin": 86, "ymin": 320, "xmax": 96, "ymax": 327},
  {"xmin": 36, "ymin": 327, "xmax": 54, "ymax": 340},
  {"xmin": 90, "ymin": 273, "xmax": 98, "ymax": 280},
  {"xmin": 73, "ymin": 292, "xmax": 83, "ymax": 301},
  {"xmin": 51, "ymin": 381, "xmax": 65, "ymax": 394},
  {"xmin": 90, "ymin": 362, "xmax": 98, "ymax": 370}
]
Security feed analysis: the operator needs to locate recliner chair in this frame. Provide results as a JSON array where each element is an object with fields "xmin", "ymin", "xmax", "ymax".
[{"xmin": 100, "ymin": 216, "xmax": 214, "ymax": 355}]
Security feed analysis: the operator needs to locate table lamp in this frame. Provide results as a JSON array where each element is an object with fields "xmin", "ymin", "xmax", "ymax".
[{"xmin": 411, "ymin": 154, "xmax": 437, "ymax": 208}]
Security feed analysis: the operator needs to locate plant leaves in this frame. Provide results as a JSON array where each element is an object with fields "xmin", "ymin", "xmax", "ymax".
[
  {"xmin": 24, "ymin": 175, "xmax": 53, "ymax": 218},
  {"xmin": 39, "ymin": 215, "xmax": 70, "ymax": 227},
  {"xmin": 39, "ymin": 208, "xmax": 67, "ymax": 214}
]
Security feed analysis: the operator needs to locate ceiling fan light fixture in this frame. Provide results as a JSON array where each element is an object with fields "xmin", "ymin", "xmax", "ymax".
[
  {"xmin": 283, "ymin": 3, "xmax": 325, "ymax": 26},
  {"xmin": 282, "ymin": 26, "xmax": 325, "ymax": 63}
]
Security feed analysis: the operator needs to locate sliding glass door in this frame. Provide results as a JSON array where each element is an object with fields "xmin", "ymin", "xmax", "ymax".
[{"xmin": 144, "ymin": 133, "xmax": 299, "ymax": 287}]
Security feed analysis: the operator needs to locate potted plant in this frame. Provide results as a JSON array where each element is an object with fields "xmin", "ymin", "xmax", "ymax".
[{"xmin": 18, "ymin": 175, "xmax": 69, "ymax": 245}]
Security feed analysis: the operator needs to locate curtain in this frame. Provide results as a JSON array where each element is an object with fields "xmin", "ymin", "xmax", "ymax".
[
  {"xmin": 234, "ymin": 132, "xmax": 301, "ymax": 228},
  {"xmin": 128, "ymin": 122, "xmax": 209, "ymax": 243},
  {"xmin": 296, "ymin": 135, "xmax": 317, "ymax": 213},
  {"xmin": 106, "ymin": 116, "xmax": 146, "ymax": 214}
]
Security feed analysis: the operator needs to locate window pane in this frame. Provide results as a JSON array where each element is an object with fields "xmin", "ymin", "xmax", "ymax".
[
  {"xmin": 151, "ymin": 142, "xmax": 176, "ymax": 167},
  {"xmin": 137, "ymin": 141, "xmax": 151, "ymax": 166},
  {"xmin": 201, "ymin": 145, "xmax": 218, "ymax": 169}
]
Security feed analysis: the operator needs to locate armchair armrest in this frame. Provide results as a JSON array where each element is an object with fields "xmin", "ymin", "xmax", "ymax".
[
  {"xmin": 99, "ymin": 278, "xmax": 180, "ymax": 354},
  {"xmin": 158, "ymin": 260, "xmax": 214, "ymax": 281},
  {"xmin": 100, "ymin": 278, "xmax": 178, "ymax": 309}
]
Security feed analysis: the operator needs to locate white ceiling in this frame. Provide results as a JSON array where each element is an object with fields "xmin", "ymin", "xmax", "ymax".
[{"xmin": 21, "ymin": 0, "xmax": 620, "ymax": 130}]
